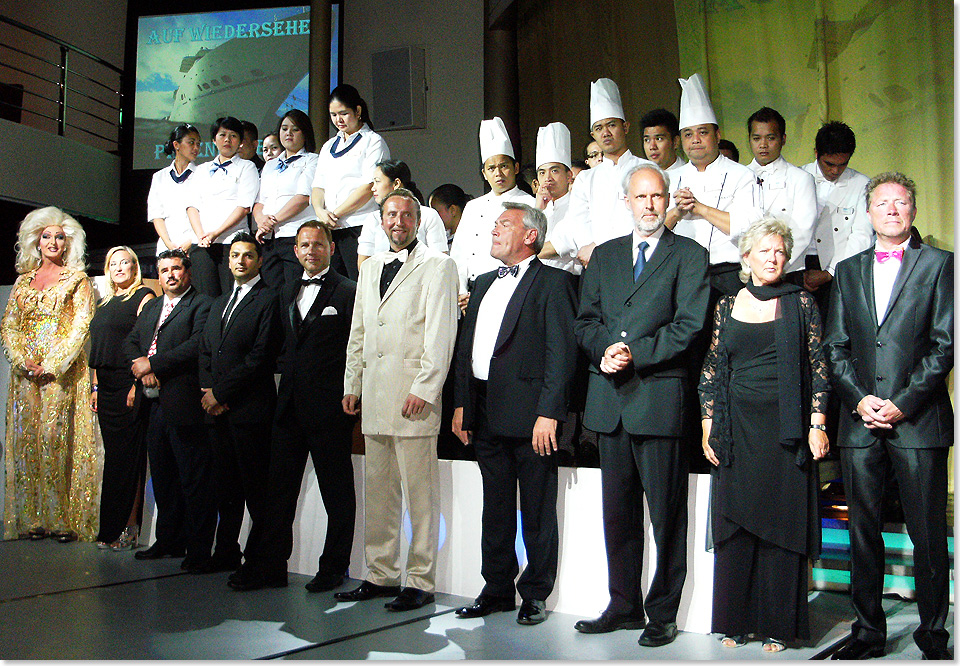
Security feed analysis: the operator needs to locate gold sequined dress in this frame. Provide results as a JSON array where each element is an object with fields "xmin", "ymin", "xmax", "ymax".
[{"xmin": 2, "ymin": 269, "xmax": 100, "ymax": 540}]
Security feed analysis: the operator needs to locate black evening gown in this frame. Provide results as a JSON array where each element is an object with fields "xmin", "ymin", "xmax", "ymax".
[
  {"xmin": 88, "ymin": 286, "xmax": 154, "ymax": 543},
  {"xmin": 710, "ymin": 317, "xmax": 813, "ymax": 641}
]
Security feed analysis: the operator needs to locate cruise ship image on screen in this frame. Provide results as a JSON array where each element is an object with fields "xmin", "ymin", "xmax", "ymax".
[{"xmin": 167, "ymin": 11, "xmax": 309, "ymax": 130}]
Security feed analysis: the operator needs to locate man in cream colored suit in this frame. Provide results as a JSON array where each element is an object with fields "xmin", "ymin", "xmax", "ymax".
[{"xmin": 338, "ymin": 188, "xmax": 460, "ymax": 611}]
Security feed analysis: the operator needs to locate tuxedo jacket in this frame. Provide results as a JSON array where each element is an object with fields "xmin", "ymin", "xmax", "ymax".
[
  {"xmin": 344, "ymin": 243, "xmax": 459, "ymax": 437},
  {"xmin": 575, "ymin": 229, "xmax": 710, "ymax": 437},
  {"xmin": 454, "ymin": 258, "xmax": 579, "ymax": 438},
  {"xmin": 122, "ymin": 287, "xmax": 212, "ymax": 426},
  {"xmin": 825, "ymin": 238, "xmax": 953, "ymax": 449},
  {"xmin": 198, "ymin": 279, "xmax": 281, "ymax": 424},
  {"xmin": 276, "ymin": 269, "xmax": 356, "ymax": 424}
]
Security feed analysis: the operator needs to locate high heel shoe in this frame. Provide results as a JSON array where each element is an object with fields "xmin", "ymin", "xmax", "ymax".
[{"xmin": 111, "ymin": 525, "xmax": 139, "ymax": 551}]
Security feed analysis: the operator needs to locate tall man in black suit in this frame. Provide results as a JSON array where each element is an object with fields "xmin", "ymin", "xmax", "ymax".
[
  {"xmin": 451, "ymin": 202, "xmax": 578, "ymax": 626},
  {"xmin": 574, "ymin": 163, "xmax": 710, "ymax": 647},
  {"xmin": 228, "ymin": 221, "xmax": 358, "ymax": 592},
  {"xmin": 125, "ymin": 249, "xmax": 214, "ymax": 571},
  {"xmin": 825, "ymin": 173, "xmax": 953, "ymax": 661},
  {"xmin": 198, "ymin": 232, "xmax": 281, "ymax": 574}
]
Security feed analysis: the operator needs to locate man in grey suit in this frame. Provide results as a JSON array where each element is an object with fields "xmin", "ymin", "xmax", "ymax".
[
  {"xmin": 574, "ymin": 163, "xmax": 710, "ymax": 647},
  {"xmin": 338, "ymin": 189, "xmax": 460, "ymax": 612},
  {"xmin": 826, "ymin": 172, "xmax": 953, "ymax": 661}
]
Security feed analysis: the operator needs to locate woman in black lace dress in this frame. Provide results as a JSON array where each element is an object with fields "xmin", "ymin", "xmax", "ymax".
[
  {"xmin": 699, "ymin": 218, "xmax": 830, "ymax": 653},
  {"xmin": 89, "ymin": 247, "xmax": 155, "ymax": 550}
]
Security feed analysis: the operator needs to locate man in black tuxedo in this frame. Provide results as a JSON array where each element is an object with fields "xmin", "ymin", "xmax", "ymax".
[
  {"xmin": 198, "ymin": 232, "xmax": 281, "ymax": 574},
  {"xmin": 574, "ymin": 163, "xmax": 709, "ymax": 647},
  {"xmin": 228, "ymin": 221, "xmax": 358, "ymax": 592},
  {"xmin": 451, "ymin": 202, "xmax": 578, "ymax": 626},
  {"xmin": 825, "ymin": 172, "xmax": 953, "ymax": 661},
  {"xmin": 124, "ymin": 249, "xmax": 214, "ymax": 570}
]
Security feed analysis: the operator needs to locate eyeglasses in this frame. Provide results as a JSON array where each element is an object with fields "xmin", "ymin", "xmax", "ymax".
[{"xmin": 586, "ymin": 151, "xmax": 601, "ymax": 160}]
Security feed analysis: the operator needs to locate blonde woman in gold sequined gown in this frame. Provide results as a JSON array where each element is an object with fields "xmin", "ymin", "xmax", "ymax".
[{"xmin": 2, "ymin": 206, "xmax": 99, "ymax": 543}]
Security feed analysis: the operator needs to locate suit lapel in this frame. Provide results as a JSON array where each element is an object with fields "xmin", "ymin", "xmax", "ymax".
[
  {"xmin": 300, "ymin": 275, "xmax": 337, "ymax": 337},
  {"xmin": 492, "ymin": 259, "xmax": 541, "ymax": 357},
  {"xmin": 628, "ymin": 229, "xmax": 673, "ymax": 299},
  {"xmin": 159, "ymin": 288, "xmax": 193, "ymax": 331},
  {"xmin": 379, "ymin": 244, "xmax": 422, "ymax": 310},
  {"xmin": 221, "ymin": 281, "xmax": 260, "ymax": 342},
  {"xmin": 859, "ymin": 250, "xmax": 879, "ymax": 328},
  {"xmin": 879, "ymin": 239, "xmax": 922, "ymax": 328}
]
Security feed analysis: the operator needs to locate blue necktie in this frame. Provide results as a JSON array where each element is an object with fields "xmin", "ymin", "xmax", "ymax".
[
  {"xmin": 276, "ymin": 154, "xmax": 301, "ymax": 173},
  {"xmin": 633, "ymin": 241, "xmax": 649, "ymax": 282},
  {"xmin": 210, "ymin": 160, "xmax": 232, "ymax": 174}
]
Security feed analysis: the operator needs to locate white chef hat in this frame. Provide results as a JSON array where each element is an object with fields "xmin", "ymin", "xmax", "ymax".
[
  {"xmin": 589, "ymin": 78, "xmax": 625, "ymax": 127},
  {"xmin": 479, "ymin": 117, "xmax": 515, "ymax": 162},
  {"xmin": 678, "ymin": 72, "xmax": 718, "ymax": 130},
  {"xmin": 535, "ymin": 122, "xmax": 571, "ymax": 169}
]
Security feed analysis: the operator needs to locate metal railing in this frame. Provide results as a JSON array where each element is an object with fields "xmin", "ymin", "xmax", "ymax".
[{"xmin": 0, "ymin": 15, "xmax": 123, "ymax": 152}]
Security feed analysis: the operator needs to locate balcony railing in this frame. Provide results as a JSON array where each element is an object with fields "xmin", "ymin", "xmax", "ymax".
[{"xmin": 0, "ymin": 15, "xmax": 123, "ymax": 153}]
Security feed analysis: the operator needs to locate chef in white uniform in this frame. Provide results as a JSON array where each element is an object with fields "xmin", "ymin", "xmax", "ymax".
[
  {"xmin": 541, "ymin": 78, "xmax": 655, "ymax": 269},
  {"xmin": 801, "ymin": 120, "xmax": 874, "ymax": 302},
  {"xmin": 533, "ymin": 122, "xmax": 578, "ymax": 275},
  {"xmin": 745, "ymin": 106, "xmax": 817, "ymax": 276},
  {"xmin": 667, "ymin": 73, "xmax": 762, "ymax": 297},
  {"xmin": 449, "ymin": 117, "xmax": 535, "ymax": 309}
]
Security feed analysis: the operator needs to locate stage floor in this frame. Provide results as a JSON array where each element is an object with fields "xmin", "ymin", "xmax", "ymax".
[{"xmin": 0, "ymin": 539, "xmax": 951, "ymax": 660}]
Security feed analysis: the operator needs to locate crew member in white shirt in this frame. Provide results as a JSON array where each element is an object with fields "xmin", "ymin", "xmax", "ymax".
[
  {"xmin": 357, "ymin": 159, "xmax": 448, "ymax": 269},
  {"xmin": 254, "ymin": 109, "xmax": 318, "ymax": 292},
  {"xmin": 639, "ymin": 108, "xmax": 686, "ymax": 180},
  {"xmin": 311, "ymin": 84, "xmax": 390, "ymax": 281},
  {"xmin": 533, "ymin": 122, "xmax": 578, "ymax": 275},
  {"xmin": 186, "ymin": 116, "xmax": 261, "ymax": 297},
  {"xmin": 449, "ymin": 116, "xmax": 535, "ymax": 311},
  {"xmin": 801, "ymin": 121, "xmax": 873, "ymax": 312},
  {"xmin": 148, "ymin": 124, "xmax": 201, "ymax": 257},
  {"xmin": 745, "ymin": 106, "xmax": 817, "ymax": 278},
  {"xmin": 540, "ymin": 78, "xmax": 655, "ymax": 269},
  {"xmin": 666, "ymin": 73, "xmax": 762, "ymax": 298}
]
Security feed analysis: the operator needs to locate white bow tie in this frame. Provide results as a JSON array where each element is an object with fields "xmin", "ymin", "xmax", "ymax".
[{"xmin": 384, "ymin": 248, "xmax": 410, "ymax": 263}]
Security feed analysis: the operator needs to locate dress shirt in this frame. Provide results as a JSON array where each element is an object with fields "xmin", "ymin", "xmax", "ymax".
[
  {"xmin": 222, "ymin": 275, "xmax": 261, "ymax": 323},
  {"xmin": 747, "ymin": 156, "xmax": 818, "ymax": 273},
  {"xmin": 296, "ymin": 267, "xmax": 330, "ymax": 319},
  {"xmin": 632, "ymin": 224, "xmax": 665, "ymax": 265},
  {"xmin": 449, "ymin": 185, "xmax": 536, "ymax": 294},
  {"xmin": 664, "ymin": 156, "xmax": 686, "ymax": 191},
  {"xmin": 471, "ymin": 255, "xmax": 535, "ymax": 380},
  {"xmin": 541, "ymin": 192, "xmax": 580, "ymax": 274},
  {"xmin": 357, "ymin": 205, "xmax": 449, "ymax": 256},
  {"xmin": 874, "ymin": 238, "xmax": 910, "ymax": 324},
  {"xmin": 147, "ymin": 161, "xmax": 199, "ymax": 255},
  {"xmin": 257, "ymin": 148, "xmax": 318, "ymax": 238},
  {"xmin": 550, "ymin": 150, "xmax": 657, "ymax": 258},
  {"xmin": 312, "ymin": 125, "xmax": 389, "ymax": 229},
  {"xmin": 188, "ymin": 155, "xmax": 260, "ymax": 244},
  {"xmin": 380, "ymin": 239, "xmax": 418, "ymax": 298},
  {"xmin": 801, "ymin": 161, "xmax": 874, "ymax": 274},
  {"xmin": 670, "ymin": 154, "xmax": 763, "ymax": 265}
]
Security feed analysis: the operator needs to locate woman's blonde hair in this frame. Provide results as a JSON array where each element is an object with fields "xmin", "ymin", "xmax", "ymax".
[
  {"xmin": 15, "ymin": 206, "xmax": 87, "ymax": 274},
  {"xmin": 101, "ymin": 246, "xmax": 145, "ymax": 304},
  {"xmin": 738, "ymin": 216, "xmax": 793, "ymax": 283}
]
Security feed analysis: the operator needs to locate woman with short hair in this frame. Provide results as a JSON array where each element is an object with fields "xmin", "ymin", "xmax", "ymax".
[{"xmin": 700, "ymin": 217, "xmax": 830, "ymax": 652}]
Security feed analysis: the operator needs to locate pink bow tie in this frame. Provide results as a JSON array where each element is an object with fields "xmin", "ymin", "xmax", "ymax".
[{"xmin": 875, "ymin": 249, "xmax": 904, "ymax": 263}]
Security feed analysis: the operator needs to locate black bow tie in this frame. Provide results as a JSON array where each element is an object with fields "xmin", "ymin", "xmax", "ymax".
[
  {"xmin": 301, "ymin": 276, "xmax": 324, "ymax": 286},
  {"xmin": 497, "ymin": 265, "xmax": 520, "ymax": 278}
]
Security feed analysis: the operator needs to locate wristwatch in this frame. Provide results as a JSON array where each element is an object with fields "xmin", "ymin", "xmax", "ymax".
[{"xmin": 809, "ymin": 423, "xmax": 826, "ymax": 431}]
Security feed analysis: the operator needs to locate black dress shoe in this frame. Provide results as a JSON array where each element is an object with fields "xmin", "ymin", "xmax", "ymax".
[
  {"xmin": 921, "ymin": 647, "xmax": 952, "ymax": 660},
  {"xmin": 517, "ymin": 599, "xmax": 547, "ymax": 625},
  {"xmin": 189, "ymin": 554, "xmax": 241, "ymax": 574},
  {"xmin": 180, "ymin": 555, "xmax": 211, "ymax": 572},
  {"xmin": 227, "ymin": 569, "xmax": 288, "ymax": 591},
  {"xmin": 334, "ymin": 580, "xmax": 402, "ymax": 602},
  {"xmin": 385, "ymin": 587, "xmax": 435, "ymax": 611},
  {"xmin": 638, "ymin": 621, "xmax": 678, "ymax": 647},
  {"xmin": 456, "ymin": 594, "xmax": 516, "ymax": 618},
  {"xmin": 135, "ymin": 543, "xmax": 186, "ymax": 560},
  {"xmin": 305, "ymin": 571, "xmax": 345, "ymax": 593},
  {"xmin": 574, "ymin": 609, "xmax": 646, "ymax": 634},
  {"xmin": 831, "ymin": 638, "xmax": 885, "ymax": 660}
]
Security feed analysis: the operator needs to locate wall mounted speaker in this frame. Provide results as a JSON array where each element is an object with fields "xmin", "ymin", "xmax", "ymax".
[{"xmin": 371, "ymin": 46, "xmax": 425, "ymax": 131}]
